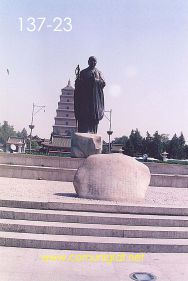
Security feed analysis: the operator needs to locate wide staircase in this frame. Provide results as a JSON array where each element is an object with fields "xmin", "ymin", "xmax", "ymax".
[
  {"xmin": 148, "ymin": 162, "xmax": 188, "ymax": 188},
  {"xmin": 0, "ymin": 153, "xmax": 83, "ymax": 182},
  {"xmin": 0, "ymin": 197, "xmax": 188, "ymax": 252},
  {"xmin": 0, "ymin": 153, "xmax": 188, "ymax": 252}
]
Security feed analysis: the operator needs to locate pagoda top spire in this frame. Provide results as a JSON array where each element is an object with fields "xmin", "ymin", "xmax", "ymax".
[
  {"xmin": 67, "ymin": 79, "xmax": 71, "ymax": 87},
  {"xmin": 61, "ymin": 79, "xmax": 74, "ymax": 92}
]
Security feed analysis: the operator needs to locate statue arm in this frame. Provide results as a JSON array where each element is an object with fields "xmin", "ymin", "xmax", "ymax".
[{"xmin": 95, "ymin": 71, "xmax": 105, "ymax": 88}]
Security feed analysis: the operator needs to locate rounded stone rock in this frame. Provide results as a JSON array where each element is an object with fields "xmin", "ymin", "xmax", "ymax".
[{"xmin": 73, "ymin": 153, "xmax": 151, "ymax": 202}]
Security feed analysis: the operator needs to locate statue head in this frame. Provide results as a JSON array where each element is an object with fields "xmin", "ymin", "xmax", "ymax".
[{"xmin": 88, "ymin": 56, "xmax": 97, "ymax": 69}]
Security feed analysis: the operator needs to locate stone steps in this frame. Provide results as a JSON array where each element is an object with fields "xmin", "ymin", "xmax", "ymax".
[
  {"xmin": 1, "ymin": 153, "xmax": 188, "ymax": 176},
  {"xmin": 150, "ymin": 173, "xmax": 188, "ymax": 188},
  {"xmin": 146, "ymin": 162, "xmax": 188, "ymax": 175},
  {"xmin": 0, "ymin": 153, "xmax": 84, "ymax": 169},
  {"xmin": 1, "ymin": 201, "xmax": 188, "ymax": 252},
  {"xmin": 1, "ymin": 218, "xmax": 188, "ymax": 239},
  {"xmin": 1, "ymin": 153, "xmax": 188, "ymax": 187},
  {"xmin": 1, "ymin": 163, "xmax": 188, "ymax": 187},
  {"xmin": 1, "ymin": 199, "xmax": 188, "ymax": 216},
  {"xmin": 1, "ymin": 207, "xmax": 188, "ymax": 227},
  {"xmin": 1, "ymin": 231, "xmax": 188, "ymax": 252},
  {"xmin": 0, "ymin": 163, "xmax": 76, "ymax": 182}
]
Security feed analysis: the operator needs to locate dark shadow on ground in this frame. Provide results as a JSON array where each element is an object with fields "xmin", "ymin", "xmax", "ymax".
[{"xmin": 54, "ymin": 193, "xmax": 78, "ymax": 198}]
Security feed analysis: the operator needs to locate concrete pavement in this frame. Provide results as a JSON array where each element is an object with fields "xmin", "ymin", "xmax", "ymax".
[
  {"xmin": 0, "ymin": 177, "xmax": 188, "ymax": 206},
  {"xmin": 0, "ymin": 177, "xmax": 188, "ymax": 280},
  {"xmin": 0, "ymin": 246, "xmax": 188, "ymax": 281}
]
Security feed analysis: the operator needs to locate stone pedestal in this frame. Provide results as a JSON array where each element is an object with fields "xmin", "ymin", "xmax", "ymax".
[
  {"xmin": 71, "ymin": 133, "xmax": 102, "ymax": 158},
  {"xmin": 73, "ymin": 153, "xmax": 151, "ymax": 202},
  {"xmin": 18, "ymin": 144, "xmax": 22, "ymax": 153}
]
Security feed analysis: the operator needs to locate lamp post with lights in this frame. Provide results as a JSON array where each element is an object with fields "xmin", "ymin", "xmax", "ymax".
[
  {"xmin": 104, "ymin": 109, "xmax": 113, "ymax": 153},
  {"xmin": 29, "ymin": 103, "xmax": 45, "ymax": 153}
]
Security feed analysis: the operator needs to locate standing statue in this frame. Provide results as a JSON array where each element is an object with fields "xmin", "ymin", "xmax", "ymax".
[{"xmin": 74, "ymin": 56, "xmax": 105, "ymax": 134}]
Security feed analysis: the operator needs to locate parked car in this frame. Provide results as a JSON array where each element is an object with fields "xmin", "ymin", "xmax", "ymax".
[{"xmin": 135, "ymin": 156, "xmax": 160, "ymax": 163}]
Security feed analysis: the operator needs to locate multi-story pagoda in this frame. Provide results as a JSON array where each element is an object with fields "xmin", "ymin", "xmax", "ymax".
[
  {"xmin": 53, "ymin": 80, "xmax": 77, "ymax": 137},
  {"xmin": 42, "ymin": 80, "xmax": 77, "ymax": 153}
]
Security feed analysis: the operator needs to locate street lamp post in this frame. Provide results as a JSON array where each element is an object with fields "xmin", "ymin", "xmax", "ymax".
[
  {"xmin": 104, "ymin": 109, "xmax": 113, "ymax": 153},
  {"xmin": 29, "ymin": 103, "xmax": 45, "ymax": 153}
]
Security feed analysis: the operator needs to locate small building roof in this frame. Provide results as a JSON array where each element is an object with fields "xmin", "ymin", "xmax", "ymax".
[
  {"xmin": 42, "ymin": 136, "xmax": 71, "ymax": 148},
  {"xmin": 6, "ymin": 137, "xmax": 25, "ymax": 145}
]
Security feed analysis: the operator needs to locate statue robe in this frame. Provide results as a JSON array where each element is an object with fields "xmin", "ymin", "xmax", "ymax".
[{"xmin": 74, "ymin": 67, "xmax": 105, "ymax": 133}]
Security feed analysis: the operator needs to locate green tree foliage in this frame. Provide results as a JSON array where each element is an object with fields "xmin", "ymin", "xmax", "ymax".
[
  {"xmin": 0, "ymin": 121, "xmax": 17, "ymax": 144},
  {"xmin": 178, "ymin": 132, "xmax": 186, "ymax": 159},
  {"xmin": 150, "ymin": 131, "xmax": 164, "ymax": 159},
  {"xmin": 112, "ymin": 130, "xmax": 187, "ymax": 160},
  {"xmin": 184, "ymin": 145, "xmax": 188, "ymax": 159},
  {"xmin": 17, "ymin": 128, "xmax": 28, "ymax": 139},
  {"xmin": 121, "ymin": 129, "xmax": 143, "ymax": 156},
  {"xmin": 167, "ymin": 134, "xmax": 179, "ymax": 159},
  {"xmin": 124, "ymin": 138, "xmax": 135, "ymax": 156},
  {"xmin": 129, "ymin": 129, "xmax": 143, "ymax": 156},
  {"xmin": 113, "ymin": 136, "xmax": 128, "ymax": 147},
  {"xmin": 142, "ymin": 131, "xmax": 153, "ymax": 156},
  {"xmin": 167, "ymin": 132, "xmax": 186, "ymax": 159},
  {"xmin": 0, "ymin": 121, "xmax": 28, "ymax": 145}
]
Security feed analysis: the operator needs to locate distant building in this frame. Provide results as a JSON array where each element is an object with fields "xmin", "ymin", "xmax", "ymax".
[
  {"xmin": 42, "ymin": 80, "xmax": 77, "ymax": 153},
  {"xmin": 6, "ymin": 137, "xmax": 26, "ymax": 153},
  {"xmin": 53, "ymin": 79, "xmax": 77, "ymax": 137}
]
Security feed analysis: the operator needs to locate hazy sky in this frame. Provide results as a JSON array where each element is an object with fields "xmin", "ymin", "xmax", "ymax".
[{"xmin": 0, "ymin": 0, "xmax": 188, "ymax": 141}]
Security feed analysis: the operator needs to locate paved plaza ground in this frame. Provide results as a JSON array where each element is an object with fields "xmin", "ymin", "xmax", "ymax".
[
  {"xmin": 0, "ymin": 177, "xmax": 188, "ymax": 280},
  {"xmin": 0, "ymin": 246, "xmax": 188, "ymax": 281},
  {"xmin": 0, "ymin": 177, "xmax": 188, "ymax": 207}
]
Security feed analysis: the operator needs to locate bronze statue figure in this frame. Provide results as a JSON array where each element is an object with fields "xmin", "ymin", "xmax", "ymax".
[{"xmin": 74, "ymin": 56, "xmax": 105, "ymax": 134}]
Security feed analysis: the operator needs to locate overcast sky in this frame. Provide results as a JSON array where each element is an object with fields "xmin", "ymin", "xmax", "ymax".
[{"xmin": 0, "ymin": 0, "xmax": 188, "ymax": 141}]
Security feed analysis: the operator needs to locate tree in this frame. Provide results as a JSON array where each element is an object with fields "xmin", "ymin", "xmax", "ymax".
[
  {"xmin": 17, "ymin": 128, "xmax": 28, "ymax": 139},
  {"xmin": 102, "ymin": 141, "xmax": 109, "ymax": 154},
  {"xmin": 168, "ymin": 134, "xmax": 179, "ymax": 159},
  {"xmin": 123, "ymin": 138, "xmax": 134, "ymax": 156},
  {"xmin": 184, "ymin": 145, "xmax": 188, "ymax": 159},
  {"xmin": 113, "ymin": 136, "xmax": 128, "ymax": 147},
  {"xmin": 130, "ymin": 129, "xmax": 143, "ymax": 156},
  {"xmin": 0, "ymin": 121, "xmax": 17, "ymax": 145},
  {"xmin": 142, "ymin": 131, "xmax": 153, "ymax": 156},
  {"xmin": 123, "ymin": 129, "xmax": 143, "ymax": 156},
  {"xmin": 112, "ymin": 130, "xmax": 188, "ymax": 160},
  {"xmin": 166, "ymin": 133, "xmax": 186, "ymax": 159},
  {"xmin": 150, "ymin": 131, "xmax": 163, "ymax": 159},
  {"xmin": 177, "ymin": 132, "xmax": 186, "ymax": 159}
]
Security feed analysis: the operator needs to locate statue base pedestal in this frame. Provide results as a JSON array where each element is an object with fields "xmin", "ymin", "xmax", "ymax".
[{"xmin": 71, "ymin": 133, "xmax": 102, "ymax": 158}]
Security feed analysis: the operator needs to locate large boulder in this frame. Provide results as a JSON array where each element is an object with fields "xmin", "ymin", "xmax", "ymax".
[
  {"xmin": 73, "ymin": 153, "xmax": 151, "ymax": 202},
  {"xmin": 71, "ymin": 133, "xmax": 102, "ymax": 158}
]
